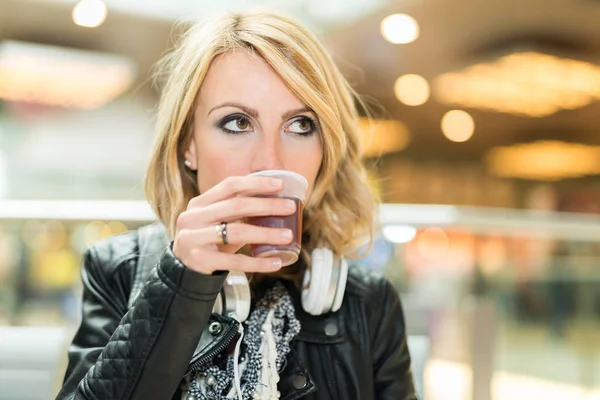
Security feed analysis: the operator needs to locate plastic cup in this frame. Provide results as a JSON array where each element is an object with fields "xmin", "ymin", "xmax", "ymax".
[{"xmin": 245, "ymin": 170, "xmax": 308, "ymax": 267}]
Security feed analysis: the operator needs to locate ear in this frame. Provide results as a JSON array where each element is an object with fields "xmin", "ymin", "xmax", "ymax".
[{"xmin": 184, "ymin": 137, "xmax": 198, "ymax": 171}]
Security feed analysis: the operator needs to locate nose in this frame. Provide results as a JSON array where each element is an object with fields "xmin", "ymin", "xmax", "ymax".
[{"xmin": 249, "ymin": 134, "xmax": 285, "ymax": 172}]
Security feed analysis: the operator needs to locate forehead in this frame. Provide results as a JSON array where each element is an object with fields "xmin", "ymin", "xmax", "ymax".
[{"xmin": 196, "ymin": 50, "xmax": 306, "ymax": 112}]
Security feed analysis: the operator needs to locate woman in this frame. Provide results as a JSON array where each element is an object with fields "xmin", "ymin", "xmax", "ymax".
[{"xmin": 57, "ymin": 11, "xmax": 416, "ymax": 400}]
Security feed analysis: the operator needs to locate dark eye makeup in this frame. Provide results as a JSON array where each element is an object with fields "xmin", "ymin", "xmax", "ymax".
[{"xmin": 216, "ymin": 113, "xmax": 318, "ymax": 136}]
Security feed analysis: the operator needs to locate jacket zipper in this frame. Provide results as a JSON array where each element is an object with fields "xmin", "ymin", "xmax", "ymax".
[
  {"xmin": 321, "ymin": 347, "xmax": 337, "ymax": 398},
  {"xmin": 188, "ymin": 320, "xmax": 240, "ymax": 374}
]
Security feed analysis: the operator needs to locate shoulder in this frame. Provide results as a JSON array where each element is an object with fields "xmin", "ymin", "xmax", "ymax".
[
  {"xmin": 84, "ymin": 230, "xmax": 141, "ymax": 278},
  {"xmin": 342, "ymin": 262, "xmax": 408, "ymax": 349},
  {"xmin": 341, "ymin": 262, "xmax": 406, "ymax": 347},
  {"xmin": 84, "ymin": 223, "xmax": 166, "ymax": 278},
  {"xmin": 344, "ymin": 262, "xmax": 397, "ymax": 306}
]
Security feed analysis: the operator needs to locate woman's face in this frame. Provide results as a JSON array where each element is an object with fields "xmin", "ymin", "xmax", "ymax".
[{"xmin": 185, "ymin": 51, "xmax": 323, "ymax": 200}]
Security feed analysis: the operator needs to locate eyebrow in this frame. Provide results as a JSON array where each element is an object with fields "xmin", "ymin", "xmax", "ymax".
[{"xmin": 208, "ymin": 102, "xmax": 313, "ymax": 120}]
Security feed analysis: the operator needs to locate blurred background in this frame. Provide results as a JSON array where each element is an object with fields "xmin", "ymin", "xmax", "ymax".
[{"xmin": 0, "ymin": 0, "xmax": 599, "ymax": 399}]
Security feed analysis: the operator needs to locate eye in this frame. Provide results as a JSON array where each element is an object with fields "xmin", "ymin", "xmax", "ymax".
[
  {"xmin": 220, "ymin": 115, "xmax": 253, "ymax": 134},
  {"xmin": 286, "ymin": 117, "xmax": 316, "ymax": 135}
]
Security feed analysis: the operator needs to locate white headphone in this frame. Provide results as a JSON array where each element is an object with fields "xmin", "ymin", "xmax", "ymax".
[{"xmin": 212, "ymin": 248, "xmax": 348, "ymax": 322}]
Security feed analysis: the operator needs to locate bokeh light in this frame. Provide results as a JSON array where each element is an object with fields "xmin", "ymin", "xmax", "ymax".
[
  {"xmin": 394, "ymin": 74, "xmax": 430, "ymax": 106},
  {"xmin": 381, "ymin": 14, "xmax": 420, "ymax": 44},
  {"xmin": 441, "ymin": 110, "xmax": 475, "ymax": 142},
  {"xmin": 416, "ymin": 227, "xmax": 450, "ymax": 260},
  {"xmin": 72, "ymin": 0, "xmax": 107, "ymax": 28}
]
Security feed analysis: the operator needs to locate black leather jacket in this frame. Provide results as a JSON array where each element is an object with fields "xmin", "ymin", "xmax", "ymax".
[{"xmin": 57, "ymin": 224, "xmax": 417, "ymax": 400}]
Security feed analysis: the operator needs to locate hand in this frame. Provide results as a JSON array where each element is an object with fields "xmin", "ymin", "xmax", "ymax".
[{"xmin": 172, "ymin": 176, "xmax": 297, "ymax": 275}]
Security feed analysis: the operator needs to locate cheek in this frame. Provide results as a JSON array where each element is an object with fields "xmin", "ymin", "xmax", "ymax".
[
  {"xmin": 195, "ymin": 147, "xmax": 241, "ymax": 193},
  {"xmin": 299, "ymin": 143, "xmax": 324, "ymax": 199}
]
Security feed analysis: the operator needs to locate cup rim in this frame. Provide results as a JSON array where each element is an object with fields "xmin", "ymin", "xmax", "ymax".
[{"xmin": 248, "ymin": 169, "xmax": 308, "ymax": 189}]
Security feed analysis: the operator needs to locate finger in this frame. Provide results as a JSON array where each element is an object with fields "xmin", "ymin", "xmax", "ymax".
[
  {"xmin": 178, "ymin": 196, "xmax": 297, "ymax": 228},
  {"xmin": 179, "ymin": 223, "xmax": 294, "ymax": 247},
  {"xmin": 187, "ymin": 248, "xmax": 283, "ymax": 274},
  {"xmin": 189, "ymin": 176, "xmax": 284, "ymax": 208}
]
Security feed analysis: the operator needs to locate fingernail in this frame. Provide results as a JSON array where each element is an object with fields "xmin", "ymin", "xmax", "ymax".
[
  {"xmin": 285, "ymin": 200, "xmax": 295, "ymax": 209},
  {"xmin": 281, "ymin": 229, "xmax": 293, "ymax": 239},
  {"xmin": 271, "ymin": 178, "xmax": 283, "ymax": 187},
  {"xmin": 271, "ymin": 259, "xmax": 282, "ymax": 269}
]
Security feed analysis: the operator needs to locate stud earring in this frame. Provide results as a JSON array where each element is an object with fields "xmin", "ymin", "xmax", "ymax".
[{"xmin": 184, "ymin": 160, "xmax": 192, "ymax": 168}]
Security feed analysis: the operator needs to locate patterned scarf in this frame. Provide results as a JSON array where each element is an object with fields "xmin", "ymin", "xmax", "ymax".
[{"xmin": 182, "ymin": 281, "xmax": 301, "ymax": 400}]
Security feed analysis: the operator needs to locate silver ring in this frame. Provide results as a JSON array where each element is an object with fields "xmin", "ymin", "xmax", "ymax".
[{"xmin": 216, "ymin": 222, "xmax": 228, "ymax": 245}]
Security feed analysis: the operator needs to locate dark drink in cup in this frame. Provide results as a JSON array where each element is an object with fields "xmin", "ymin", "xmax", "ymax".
[
  {"xmin": 246, "ymin": 197, "xmax": 304, "ymax": 267},
  {"xmin": 245, "ymin": 170, "xmax": 307, "ymax": 267}
]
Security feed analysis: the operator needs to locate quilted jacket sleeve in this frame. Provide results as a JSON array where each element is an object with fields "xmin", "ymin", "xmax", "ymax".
[
  {"xmin": 56, "ymin": 244, "xmax": 227, "ymax": 400},
  {"xmin": 371, "ymin": 278, "xmax": 418, "ymax": 400}
]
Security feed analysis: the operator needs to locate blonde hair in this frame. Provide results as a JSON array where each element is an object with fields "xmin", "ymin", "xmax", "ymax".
[{"xmin": 145, "ymin": 11, "xmax": 378, "ymax": 275}]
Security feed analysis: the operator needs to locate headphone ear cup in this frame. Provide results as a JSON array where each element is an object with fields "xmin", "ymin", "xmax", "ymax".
[
  {"xmin": 331, "ymin": 257, "xmax": 348, "ymax": 313},
  {"xmin": 302, "ymin": 248, "xmax": 333, "ymax": 316},
  {"xmin": 318, "ymin": 249, "xmax": 335, "ymax": 315},
  {"xmin": 222, "ymin": 271, "xmax": 251, "ymax": 322},
  {"xmin": 212, "ymin": 292, "xmax": 224, "ymax": 315},
  {"xmin": 301, "ymin": 250, "xmax": 319, "ymax": 315}
]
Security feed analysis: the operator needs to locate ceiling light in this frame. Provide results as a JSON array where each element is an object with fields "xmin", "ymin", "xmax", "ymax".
[
  {"xmin": 382, "ymin": 225, "xmax": 417, "ymax": 244},
  {"xmin": 381, "ymin": 14, "xmax": 420, "ymax": 44},
  {"xmin": 441, "ymin": 110, "xmax": 474, "ymax": 142},
  {"xmin": 0, "ymin": 40, "xmax": 136, "ymax": 109},
  {"xmin": 394, "ymin": 74, "xmax": 430, "ymax": 106},
  {"xmin": 486, "ymin": 141, "xmax": 600, "ymax": 180},
  {"xmin": 358, "ymin": 117, "xmax": 410, "ymax": 157},
  {"xmin": 433, "ymin": 52, "xmax": 600, "ymax": 117},
  {"xmin": 73, "ymin": 0, "xmax": 108, "ymax": 28}
]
